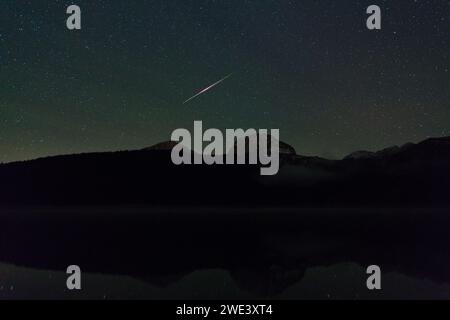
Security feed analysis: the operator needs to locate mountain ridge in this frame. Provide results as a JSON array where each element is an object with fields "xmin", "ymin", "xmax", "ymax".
[
  {"xmin": 1, "ymin": 136, "xmax": 449, "ymax": 207},
  {"xmin": 3, "ymin": 136, "xmax": 449, "ymax": 166}
]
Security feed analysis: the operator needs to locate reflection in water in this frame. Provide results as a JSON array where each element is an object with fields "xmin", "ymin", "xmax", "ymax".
[
  {"xmin": 1, "ymin": 207, "xmax": 450, "ymax": 299},
  {"xmin": 1, "ymin": 262, "xmax": 449, "ymax": 300}
]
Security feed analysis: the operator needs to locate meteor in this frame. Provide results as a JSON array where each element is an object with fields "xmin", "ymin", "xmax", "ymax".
[{"xmin": 183, "ymin": 73, "xmax": 233, "ymax": 104}]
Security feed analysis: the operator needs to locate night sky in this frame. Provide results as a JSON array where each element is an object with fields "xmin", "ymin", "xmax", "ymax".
[{"xmin": 1, "ymin": 0, "xmax": 449, "ymax": 162}]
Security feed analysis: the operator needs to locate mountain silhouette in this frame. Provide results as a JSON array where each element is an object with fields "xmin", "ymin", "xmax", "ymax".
[{"xmin": 0, "ymin": 137, "xmax": 449, "ymax": 207}]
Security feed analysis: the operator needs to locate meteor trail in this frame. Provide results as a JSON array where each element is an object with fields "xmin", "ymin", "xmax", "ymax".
[{"xmin": 183, "ymin": 73, "xmax": 233, "ymax": 104}]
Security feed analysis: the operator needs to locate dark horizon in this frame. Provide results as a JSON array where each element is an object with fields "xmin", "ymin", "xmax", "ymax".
[{"xmin": 1, "ymin": 132, "xmax": 449, "ymax": 165}]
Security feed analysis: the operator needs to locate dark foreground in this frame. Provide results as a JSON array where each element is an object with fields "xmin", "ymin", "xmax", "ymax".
[{"xmin": 0, "ymin": 206, "xmax": 449, "ymax": 299}]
